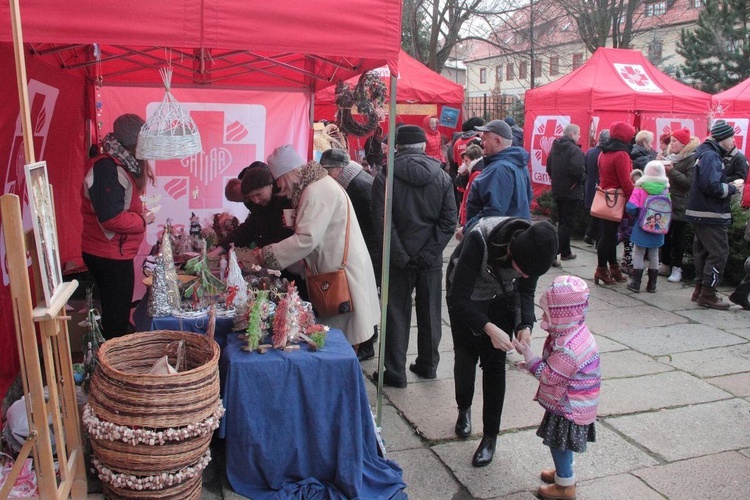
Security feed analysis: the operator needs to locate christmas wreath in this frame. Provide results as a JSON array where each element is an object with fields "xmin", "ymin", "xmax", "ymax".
[{"xmin": 335, "ymin": 71, "xmax": 388, "ymax": 137}]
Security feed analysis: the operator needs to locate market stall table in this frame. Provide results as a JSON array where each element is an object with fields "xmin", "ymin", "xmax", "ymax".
[{"xmin": 218, "ymin": 329, "xmax": 406, "ymax": 499}]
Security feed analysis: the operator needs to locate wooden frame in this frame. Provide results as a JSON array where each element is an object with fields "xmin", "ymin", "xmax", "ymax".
[{"xmin": 24, "ymin": 161, "xmax": 63, "ymax": 308}]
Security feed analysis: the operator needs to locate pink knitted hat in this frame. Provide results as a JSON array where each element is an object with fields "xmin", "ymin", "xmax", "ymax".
[{"xmin": 543, "ymin": 275, "xmax": 589, "ymax": 330}]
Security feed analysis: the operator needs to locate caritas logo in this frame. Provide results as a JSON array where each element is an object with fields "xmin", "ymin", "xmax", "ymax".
[
  {"xmin": 713, "ymin": 118, "xmax": 748, "ymax": 155},
  {"xmin": 613, "ymin": 63, "xmax": 663, "ymax": 94},
  {"xmin": 147, "ymin": 102, "xmax": 266, "ymax": 210},
  {"xmin": 655, "ymin": 118, "xmax": 695, "ymax": 139},
  {"xmin": 530, "ymin": 115, "xmax": 569, "ymax": 185}
]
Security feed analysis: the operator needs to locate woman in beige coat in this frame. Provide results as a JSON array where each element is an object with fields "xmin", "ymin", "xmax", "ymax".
[{"xmin": 251, "ymin": 144, "xmax": 380, "ymax": 347}]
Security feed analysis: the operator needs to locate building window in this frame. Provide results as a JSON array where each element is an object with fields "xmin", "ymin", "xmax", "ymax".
[
  {"xmin": 507, "ymin": 63, "xmax": 515, "ymax": 81},
  {"xmin": 572, "ymin": 53, "xmax": 584, "ymax": 70},
  {"xmin": 645, "ymin": 1, "xmax": 667, "ymax": 16},
  {"xmin": 496, "ymin": 65, "xmax": 503, "ymax": 82},
  {"xmin": 550, "ymin": 57, "xmax": 560, "ymax": 76},
  {"xmin": 690, "ymin": 0, "xmax": 703, "ymax": 7},
  {"xmin": 533, "ymin": 60, "xmax": 542, "ymax": 78},
  {"xmin": 648, "ymin": 40, "xmax": 663, "ymax": 62},
  {"xmin": 480, "ymin": 67, "xmax": 487, "ymax": 84},
  {"xmin": 519, "ymin": 61, "xmax": 528, "ymax": 80}
]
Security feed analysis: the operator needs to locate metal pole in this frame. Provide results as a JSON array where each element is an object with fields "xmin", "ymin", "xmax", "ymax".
[
  {"xmin": 530, "ymin": 0, "xmax": 535, "ymax": 89},
  {"xmin": 375, "ymin": 74, "xmax": 398, "ymax": 426}
]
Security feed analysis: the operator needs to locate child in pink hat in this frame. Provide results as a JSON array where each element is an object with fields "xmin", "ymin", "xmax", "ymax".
[{"xmin": 513, "ymin": 275, "xmax": 600, "ymax": 500}]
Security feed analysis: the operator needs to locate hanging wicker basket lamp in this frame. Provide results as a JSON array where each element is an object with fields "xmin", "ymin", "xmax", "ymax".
[{"xmin": 136, "ymin": 67, "xmax": 203, "ymax": 160}]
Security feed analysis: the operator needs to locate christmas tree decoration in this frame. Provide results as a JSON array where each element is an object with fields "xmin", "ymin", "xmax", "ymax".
[
  {"xmin": 160, "ymin": 220, "xmax": 182, "ymax": 310},
  {"xmin": 246, "ymin": 290, "xmax": 270, "ymax": 351},
  {"xmin": 148, "ymin": 255, "xmax": 174, "ymax": 317},
  {"xmin": 184, "ymin": 241, "xmax": 226, "ymax": 306},
  {"xmin": 272, "ymin": 283, "xmax": 303, "ymax": 349},
  {"xmin": 226, "ymin": 246, "xmax": 248, "ymax": 308}
]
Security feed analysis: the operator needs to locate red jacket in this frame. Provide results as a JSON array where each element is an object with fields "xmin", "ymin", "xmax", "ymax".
[
  {"xmin": 598, "ymin": 122, "xmax": 635, "ymax": 200},
  {"xmin": 423, "ymin": 115, "xmax": 445, "ymax": 163},
  {"xmin": 81, "ymin": 154, "xmax": 146, "ymax": 260}
]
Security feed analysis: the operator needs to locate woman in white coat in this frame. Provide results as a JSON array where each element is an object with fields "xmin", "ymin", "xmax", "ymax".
[{"xmin": 250, "ymin": 144, "xmax": 380, "ymax": 347}]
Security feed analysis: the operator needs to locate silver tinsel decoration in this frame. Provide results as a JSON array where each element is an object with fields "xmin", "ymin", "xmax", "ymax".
[
  {"xmin": 161, "ymin": 221, "xmax": 182, "ymax": 310},
  {"xmin": 148, "ymin": 255, "xmax": 173, "ymax": 317}
]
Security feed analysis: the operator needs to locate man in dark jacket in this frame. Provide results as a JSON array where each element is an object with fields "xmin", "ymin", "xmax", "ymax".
[
  {"xmin": 583, "ymin": 129, "xmax": 609, "ymax": 245},
  {"xmin": 320, "ymin": 148, "xmax": 380, "ymax": 360},
  {"xmin": 504, "ymin": 116, "xmax": 524, "ymax": 148},
  {"xmin": 686, "ymin": 121, "xmax": 740, "ymax": 309},
  {"xmin": 457, "ymin": 120, "xmax": 532, "ymax": 240},
  {"xmin": 723, "ymin": 145, "xmax": 749, "ymax": 183},
  {"xmin": 546, "ymin": 123, "xmax": 585, "ymax": 261},
  {"xmin": 371, "ymin": 125, "xmax": 457, "ymax": 387}
]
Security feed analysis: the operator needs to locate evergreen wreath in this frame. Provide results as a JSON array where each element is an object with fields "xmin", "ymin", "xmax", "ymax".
[{"xmin": 335, "ymin": 71, "xmax": 388, "ymax": 137}]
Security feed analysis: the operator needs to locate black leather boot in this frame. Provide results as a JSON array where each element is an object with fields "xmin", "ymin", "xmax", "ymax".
[
  {"xmin": 627, "ymin": 268, "xmax": 643, "ymax": 293},
  {"xmin": 646, "ymin": 269, "xmax": 658, "ymax": 293},
  {"xmin": 729, "ymin": 280, "xmax": 750, "ymax": 310},
  {"xmin": 471, "ymin": 435, "xmax": 497, "ymax": 467},
  {"xmin": 455, "ymin": 408, "xmax": 471, "ymax": 438}
]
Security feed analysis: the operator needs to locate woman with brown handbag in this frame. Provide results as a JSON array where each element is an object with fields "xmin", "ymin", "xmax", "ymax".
[{"xmin": 594, "ymin": 122, "xmax": 636, "ymax": 285}]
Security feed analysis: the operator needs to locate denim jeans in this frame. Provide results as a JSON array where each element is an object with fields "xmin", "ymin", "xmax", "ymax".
[{"xmin": 550, "ymin": 448, "xmax": 574, "ymax": 478}]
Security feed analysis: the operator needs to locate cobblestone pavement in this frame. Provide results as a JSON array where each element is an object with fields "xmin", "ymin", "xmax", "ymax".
[{"xmin": 202, "ymin": 236, "xmax": 750, "ymax": 500}]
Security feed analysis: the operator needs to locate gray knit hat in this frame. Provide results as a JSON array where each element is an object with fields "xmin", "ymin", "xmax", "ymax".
[
  {"xmin": 267, "ymin": 145, "xmax": 305, "ymax": 179},
  {"xmin": 113, "ymin": 114, "xmax": 145, "ymax": 147}
]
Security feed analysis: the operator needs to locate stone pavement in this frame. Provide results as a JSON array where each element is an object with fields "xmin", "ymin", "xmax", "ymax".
[{"xmin": 203, "ymin": 236, "xmax": 750, "ymax": 500}]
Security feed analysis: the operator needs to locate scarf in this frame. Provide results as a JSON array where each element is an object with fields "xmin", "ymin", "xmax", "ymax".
[
  {"xmin": 102, "ymin": 133, "xmax": 142, "ymax": 177},
  {"xmin": 290, "ymin": 161, "xmax": 328, "ymax": 209}
]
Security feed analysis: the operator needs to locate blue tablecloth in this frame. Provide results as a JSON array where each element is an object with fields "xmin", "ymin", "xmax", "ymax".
[
  {"xmin": 149, "ymin": 315, "xmax": 236, "ymax": 349},
  {"xmin": 218, "ymin": 329, "xmax": 406, "ymax": 499}
]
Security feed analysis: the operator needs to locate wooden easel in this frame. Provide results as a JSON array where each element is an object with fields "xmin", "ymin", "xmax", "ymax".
[{"xmin": 0, "ymin": 193, "xmax": 87, "ymax": 499}]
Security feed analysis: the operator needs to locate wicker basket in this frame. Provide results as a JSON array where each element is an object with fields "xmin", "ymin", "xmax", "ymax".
[
  {"xmin": 87, "ymin": 331, "xmax": 221, "ymax": 499},
  {"xmin": 102, "ymin": 473, "xmax": 202, "ymax": 500},
  {"xmin": 89, "ymin": 330, "xmax": 220, "ymax": 428}
]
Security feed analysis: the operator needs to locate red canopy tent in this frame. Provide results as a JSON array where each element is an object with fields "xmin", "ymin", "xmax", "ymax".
[
  {"xmin": 0, "ymin": 0, "xmax": 402, "ymax": 402},
  {"xmin": 524, "ymin": 47, "xmax": 711, "ymax": 200},
  {"xmin": 315, "ymin": 49, "xmax": 465, "ymax": 158},
  {"xmin": 712, "ymin": 79, "xmax": 750, "ymax": 156}
]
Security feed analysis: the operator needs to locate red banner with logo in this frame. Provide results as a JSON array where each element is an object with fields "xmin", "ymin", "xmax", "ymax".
[{"xmin": 0, "ymin": 45, "xmax": 86, "ymax": 396}]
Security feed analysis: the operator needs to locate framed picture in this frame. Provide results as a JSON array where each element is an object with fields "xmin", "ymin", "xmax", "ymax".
[
  {"xmin": 25, "ymin": 161, "xmax": 63, "ymax": 308},
  {"xmin": 439, "ymin": 106, "xmax": 460, "ymax": 129}
]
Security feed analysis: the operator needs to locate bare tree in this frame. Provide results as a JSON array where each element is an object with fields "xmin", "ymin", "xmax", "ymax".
[{"xmin": 551, "ymin": 0, "xmax": 643, "ymax": 53}]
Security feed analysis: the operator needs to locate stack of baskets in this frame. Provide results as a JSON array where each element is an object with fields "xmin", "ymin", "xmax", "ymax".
[{"xmin": 83, "ymin": 331, "xmax": 223, "ymax": 499}]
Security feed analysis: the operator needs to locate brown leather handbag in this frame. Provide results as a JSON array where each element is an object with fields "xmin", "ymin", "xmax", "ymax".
[{"xmin": 305, "ymin": 188, "xmax": 354, "ymax": 316}]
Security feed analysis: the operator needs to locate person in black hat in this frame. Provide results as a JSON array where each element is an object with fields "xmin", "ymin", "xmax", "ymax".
[
  {"xmin": 81, "ymin": 113, "xmax": 155, "ymax": 338},
  {"xmin": 447, "ymin": 217, "xmax": 558, "ymax": 467},
  {"xmin": 371, "ymin": 124, "xmax": 457, "ymax": 388},
  {"xmin": 208, "ymin": 162, "xmax": 295, "ymax": 259},
  {"xmin": 686, "ymin": 120, "xmax": 741, "ymax": 309}
]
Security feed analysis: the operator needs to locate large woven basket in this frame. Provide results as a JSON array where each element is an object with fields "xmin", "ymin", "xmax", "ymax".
[
  {"xmin": 89, "ymin": 330, "xmax": 220, "ymax": 428},
  {"xmin": 102, "ymin": 473, "xmax": 202, "ymax": 500}
]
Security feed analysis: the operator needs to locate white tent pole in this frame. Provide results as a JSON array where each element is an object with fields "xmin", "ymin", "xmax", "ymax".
[
  {"xmin": 375, "ymin": 73, "xmax": 398, "ymax": 426},
  {"xmin": 9, "ymin": 0, "xmax": 35, "ymax": 163}
]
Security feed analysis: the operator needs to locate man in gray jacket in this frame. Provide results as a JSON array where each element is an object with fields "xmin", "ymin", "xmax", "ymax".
[{"xmin": 371, "ymin": 125, "xmax": 457, "ymax": 387}]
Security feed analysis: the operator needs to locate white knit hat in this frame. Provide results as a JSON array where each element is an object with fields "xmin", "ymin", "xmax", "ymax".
[
  {"xmin": 267, "ymin": 145, "xmax": 305, "ymax": 179},
  {"xmin": 636, "ymin": 160, "xmax": 669, "ymax": 188}
]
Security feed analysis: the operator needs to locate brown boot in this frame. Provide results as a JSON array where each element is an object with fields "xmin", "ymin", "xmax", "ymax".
[
  {"xmin": 609, "ymin": 264, "xmax": 628, "ymax": 283},
  {"xmin": 540, "ymin": 469, "xmax": 556, "ymax": 484},
  {"xmin": 697, "ymin": 286, "xmax": 730, "ymax": 310},
  {"xmin": 538, "ymin": 482, "xmax": 576, "ymax": 499},
  {"xmin": 691, "ymin": 283, "xmax": 703, "ymax": 302},
  {"xmin": 594, "ymin": 266, "xmax": 616, "ymax": 285}
]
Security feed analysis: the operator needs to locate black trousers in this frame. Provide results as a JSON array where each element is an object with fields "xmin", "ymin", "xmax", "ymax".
[
  {"xmin": 660, "ymin": 219, "xmax": 688, "ymax": 268},
  {"xmin": 83, "ymin": 252, "xmax": 135, "ymax": 339},
  {"xmin": 555, "ymin": 198, "xmax": 579, "ymax": 257},
  {"xmin": 596, "ymin": 219, "xmax": 620, "ymax": 267},
  {"xmin": 692, "ymin": 224, "xmax": 729, "ymax": 287},
  {"xmin": 450, "ymin": 299, "xmax": 515, "ymax": 436},
  {"xmin": 383, "ymin": 267, "xmax": 443, "ymax": 382}
]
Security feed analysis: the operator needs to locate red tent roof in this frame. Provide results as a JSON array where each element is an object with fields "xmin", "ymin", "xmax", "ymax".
[
  {"xmin": 0, "ymin": 0, "xmax": 402, "ymax": 90},
  {"xmin": 713, "ymin": 79, "xmax": 750, "ymax": 114},
  {"xmin": 316, "ymin": 50, "xmax": 464, "ymax": 105},
  {"xmin": 525, "ymin": 47, "xmax": 711, "ymax": 113}
]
